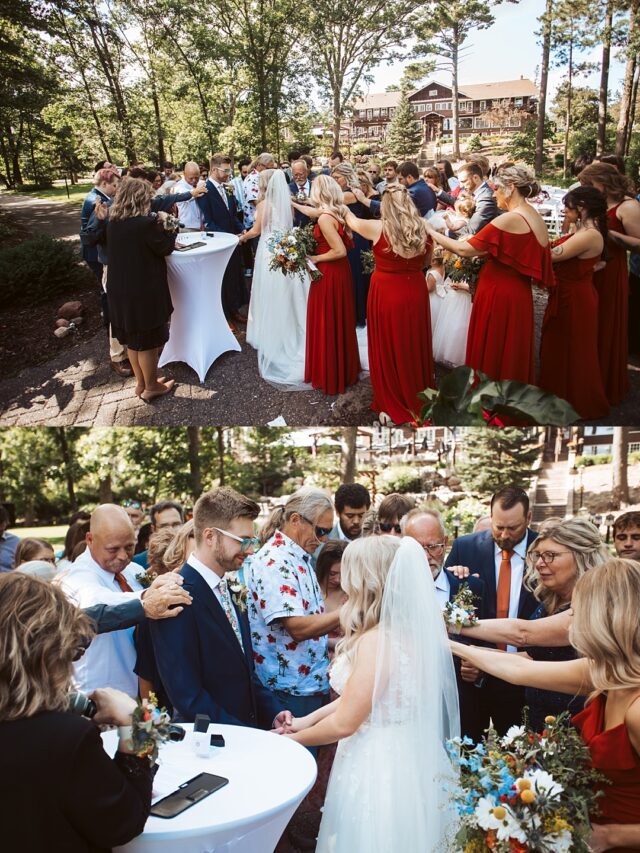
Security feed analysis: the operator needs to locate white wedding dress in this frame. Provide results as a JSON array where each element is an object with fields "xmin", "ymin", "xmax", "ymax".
[
  {"xmin": 246, "ymin": 170, "xmax": 310, "ymax": 389},
  {"xmin": 316, "ymin": 537, "xmax": 460, "ymax": 853}
]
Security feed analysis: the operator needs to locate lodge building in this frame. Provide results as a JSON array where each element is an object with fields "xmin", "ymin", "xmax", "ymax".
[{"xmin": 351, "ymin": 77, "xmax": 538, "ymax": 145}]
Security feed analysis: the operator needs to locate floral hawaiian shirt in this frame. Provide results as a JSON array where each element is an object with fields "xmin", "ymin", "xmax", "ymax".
[
  {"xmin": 242, "ymin": 169, "xmax": 260, "ymax": 229},
  {"xmin": 247, "ymin": 530, "xmax": 329, "ymax": 696}
]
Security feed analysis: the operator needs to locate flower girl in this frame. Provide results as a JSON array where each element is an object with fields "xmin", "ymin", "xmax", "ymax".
[
  {"xmin": 426, "ymin": 247, "xmax": 447, "ymax": 334},
  {"xmin": 432, "ymin": 251, "xmax": 473, "ymax": 368}
]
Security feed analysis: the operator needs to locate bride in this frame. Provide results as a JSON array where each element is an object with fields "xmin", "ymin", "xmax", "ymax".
[
  {"xmin": 240, "ymin": 168, "xmax": 310, "ymax": 389},
  {"xmin": 282, "ymin": 535, "xmax": 460, "ymax": 852}
]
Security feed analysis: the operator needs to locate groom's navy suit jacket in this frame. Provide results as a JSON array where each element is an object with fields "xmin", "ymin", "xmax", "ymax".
[
  {"xmin": 445, "ymin": 528, "xmax": 538, "ymax": 621},
  {"xmin": 148, "ymin": 562, "xmax": 281, "ymax": 727},
  {"xmin": 196, "ymin": 180, "xmax": 244, "ymax": 235}
]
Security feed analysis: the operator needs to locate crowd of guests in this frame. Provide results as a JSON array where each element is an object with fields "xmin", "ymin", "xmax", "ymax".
[{"xmin": 1, "ymin": 480, "xmax": 640, "ymax": 849}]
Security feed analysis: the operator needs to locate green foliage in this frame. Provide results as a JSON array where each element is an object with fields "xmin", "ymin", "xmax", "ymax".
[
  {"xmin": 465, "ymin": 134, "xmax": 483, "ymax": 153},
  {"xmin": 441, "ymin": 496, "xmax": 488, "ymax": 536},
  {"xmin": 378, "ymin": 464, "xmax": 423, "ymax": 494},
  {"xmin": 0, "ymin": 235, "xmax": 93, "ymax": 309},
  {"xmin": 386, "ymin": 88, "xmax": 422, "ymax": 160},
  {"xmin": 575, "ymin": 451, "xmax": 640, "ymax": 468},
  {"xmin": 420, "ymin": 367, "xmax": 579, "ymax": 427},
  {"xmin": 456, "ymin": 428, "xmax": 540, "ymax": 498},
  {"xmin": 352, "ymin": 142, "xmax": 374, "ymax": 155},
  {"xmin": 507, "ymin": 117, "xmax": 555, "ymax": 163}
]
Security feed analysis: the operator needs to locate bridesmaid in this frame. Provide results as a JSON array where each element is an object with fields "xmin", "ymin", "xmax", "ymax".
[
  {"xmin": 539, "ymin": 186, "xmax": 609, "ymax": 419},
  {"xmin": 331, "ymin": 162, "xmax": 371, "ymax": 327},
  {"xmin": 579, "ymin": 162, "xmax": 640, "ymax": 406},
  {"xmin": 427, "ymin": 164, "xmax": 554, "ymax": 384},
  {"xmin": 345, "ymin": 183, "xmax": 434, "ymax": 425},
  {"xmin": 298, "ymin": 175, "xmax": 360, "ymax": 395}
]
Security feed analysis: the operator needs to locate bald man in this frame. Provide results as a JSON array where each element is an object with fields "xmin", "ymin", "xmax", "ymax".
[
  {"xmin": 173, "ymin": 160, "xmax": 205, "ymax": 230},
  {"xmin": 61, "ymin": 505, "xmax": 178, "ymax": 696}
]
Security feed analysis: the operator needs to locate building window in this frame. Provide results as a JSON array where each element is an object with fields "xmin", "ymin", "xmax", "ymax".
[
  {"xmin": 508, "ymin": 115, "xmax": 521, "ymax": 128},
  {"xmin": 426, "ymin": 103, "xmax": 432, "ymax": 112},
  {"xmin": 474, "ymin": 117, "xmax": 491, "ymax": 129},
  {"xmin": 435, "ymin": 102, "xmax": 443, "ymax": 110},
  {"xmin": 429, "ymin": 89, "xmax": 438, "ymax": 96},
  {"xmin": 459, "ymin": 117, "xmax": 473, "ymax": 129},
  {"xmin": 515, "ymin": 97, "xmax": 523, "ymax": 107},
  {"xmin": 367, "ymin": 109, "xmax": 372, "ymax": 119},
  {"xmin": 459, "ymin": 101, "xmax": 472, "ymax": 112},
  {"xmin": 629, "ymin": 442, "xmax": 640, "ymax": 453},
  {"xmin": 443, "ymin": 118, "xmax": 452, "ymax": 131},
  {"xmin": 479, "ymin": 100, "xmax": 487, "ymax": 111},
  {"xmin": 373, "ymin": 108, "xmax": 380, "ymax": 117},
  {"xmin": 359, "ymin": 110, "xmax": 366, "ymax": 118},
  {"xmin": 417, "ymin": 103, "xmax": 426, "ymax": 112},
  {"xmin": 381, "ymin": 108, "xmax": 387, "ymax": 117}
]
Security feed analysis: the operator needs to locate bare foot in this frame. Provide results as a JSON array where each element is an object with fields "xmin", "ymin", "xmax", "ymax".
[
  {"xmin": 135, "ymin": 383, "xmax": 144, "ymax": 397},
  {"xmin": 141, "ymin": 379, "xmax": 176, "ymax": 403}
]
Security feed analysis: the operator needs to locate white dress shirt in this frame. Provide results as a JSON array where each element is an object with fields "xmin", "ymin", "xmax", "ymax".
[
  {"xmin": 493, "ymin": 537, "xmax": 527, "ymax": 652},
  {"xmin": 293, "ymin": 179, "xmax": 311, "ymax": 198},
  {"xmin": 61, "ymin": 549, "xmax": 143, "ymax": 697},
  {"xmin": 433, "ymin": 567, "xmax": 451, "ymax": 611},
  {"xmin": 173, "ymin": 177, "xmax": 203, "ymax": 229}
]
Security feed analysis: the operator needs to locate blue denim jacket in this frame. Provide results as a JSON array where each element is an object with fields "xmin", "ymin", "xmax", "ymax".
[{"xmin": 80, "ymin": 187, "xmax": 111, "ymax": 263}]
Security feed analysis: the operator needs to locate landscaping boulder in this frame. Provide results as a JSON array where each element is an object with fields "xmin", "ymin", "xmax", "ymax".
[
  {"xmin": 58, "ymin": 300, "xmax": 83, "ymax": 320},
  {"xmin": 55, "ymin": 318, "xmax": 70, "ymax": 328}
]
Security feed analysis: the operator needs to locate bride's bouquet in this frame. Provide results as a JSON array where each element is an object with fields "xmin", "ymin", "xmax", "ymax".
[
  {"xmin": 446, "ymin": 713, "xmax": 605, "ymax": 852},
  {"xmin": 267, "ymin": 224, "xmax": 322, "ymax": 281}
]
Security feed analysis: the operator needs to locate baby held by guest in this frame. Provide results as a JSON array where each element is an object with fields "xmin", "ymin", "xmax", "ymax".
[{"xmin": 443, "ymin": 197, "xmax": 476, "ymax": 239}]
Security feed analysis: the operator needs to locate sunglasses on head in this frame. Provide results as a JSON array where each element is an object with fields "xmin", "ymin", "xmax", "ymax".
[{"xmin": 379, "ymin": 522, "xmax": 402, "ymax": 534}]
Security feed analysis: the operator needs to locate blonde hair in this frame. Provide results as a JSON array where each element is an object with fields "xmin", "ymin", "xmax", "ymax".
[
  {"xmin": 380, "ymin": 184, "xmax": 428, "ymax": 258},
  {"xmin": 0, "ymin": 573, "xmax": 94, "ymax": 721},
  {"xmin": 164, "ymin": 519, "xmax": 195, "ymax": 572},
  {"xmin": 455, "ymin": 197, "xmax": 475, "ymax": 218},
  {"xmin": 570, "ymin": 559, "xmax": 640, "ymax": 697},
  {"xmin": 357, "ymin": 169, "xmax": 374, "ymax": 193},
  {"xmin": 331, "ymin": 162, "xmax": 359, "ymax": 190},
  {"xmin": 109, "ymin": 176, "xmax": 153, "ymax": 221},
  {"xmin": 524, "ymin": 518, "xmax": 610, "ymax": 614},
  {"xmin": 493, "ymin": 164, "xmax": 540, "ymax": 199},
  {"xmin": 257, "ymin": 168, "xmax": 276, "ymax": 202},
  {"xmin": 259, "ymin": 487, "xmax": 333, "ymax": 545},
  {"xmin": 147, "ymin": 528, "xmax": 177, "ymax": 574},
  {"xmin": 310, "ymin": 174, "xmax": 350, "ymax": 230},
  {"xmin": 337, "ymin": 535, "xmax": 401, "ymax": 659}
]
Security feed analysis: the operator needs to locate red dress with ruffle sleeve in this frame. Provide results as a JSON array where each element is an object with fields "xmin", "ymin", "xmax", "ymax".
[
  {"xmin": 594, "ymin": 203, "xmax": 630, "ymax": 405},
  {"xmin": 304, "ymin": 217, "xmax": 361, "ymax": 395},
  {"xmin": 539, "ymin": 235, "xmax": 609, "ymax": 419},
  {"xmin": 466, "ymin": 222, "xmax": 555, "ymax": 383},
  {"xmin": 367, "ymin": 232, "xmax": 434, "ymax": 424},
  {"xmin": 573, "ymin": 695, "xmax": 640, "ymax": 853}
]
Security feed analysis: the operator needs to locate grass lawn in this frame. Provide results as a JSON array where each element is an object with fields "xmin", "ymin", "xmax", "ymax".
[
  {"xmin": 10, "ymin": 525, "xmax": 67, "ymax": 548},
  {"xmin": 10, "ymin": 180, "xmax": 93, "ymax": 206}
]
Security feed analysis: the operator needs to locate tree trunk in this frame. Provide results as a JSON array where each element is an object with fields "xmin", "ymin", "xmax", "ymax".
[
  {"xmin": 333, "ymin": 87, "xmax": 342, "ymax": 151},
  {"xmin": 27, "ymin": 122, "xmax": 39, "ymax": 185},
  {"xmin": 563, "ymin": 38, "xmax": 574, "ymax": 181},
  {"xmin": 217, "ymin": 428, "xmax": 225, "ymax": 485},
  {"xmin": 186, "ymin": 427, "xmax": 202, "ymax": 498},
  {"xmin": 535, "ymin": 0, "xmax": 553, "ymax": 175},
  {"xmin": 98, "ymin": 473, "xmax": 113, "ymax": 504},
  {"xmin": 340, "ymin": 428, "xmax": 358, "ymax": 483},
  {"xmin": 5, "ymin": 124, "xmax": 23, "ymax": 186},
  {"xmin": 597, "ymin": 0, "xmax": 613, "ymax": 156},
  {"xmin": 612, "ymin": 426, "xmax": 629, "ymax": 507},
  {"xmin": 451, "ymin": 31, "xmax": 460, "ymax": 160},
  {"xmin": 152, "ymin": 86, "xmax": 165, "ymax": 168},
  {"xmin": 615, "ymin": 1, "xmax": 638, "ymax": 156},
  {"xmin": 0, "ymin": 135, "xmax": 13, "ymax": 187},
  {"xmin": 627, "ymin": 61, "xmax": 640, "ymax": 156},
  {"xmin": 56, "ymin": 428, "xmax": 78, "ymax": 512}
]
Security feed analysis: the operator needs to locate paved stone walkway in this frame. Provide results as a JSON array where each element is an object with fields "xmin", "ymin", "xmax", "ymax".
[{"xmin": 0, "ymin": 191, "xmax": 82, "ymax": 241}]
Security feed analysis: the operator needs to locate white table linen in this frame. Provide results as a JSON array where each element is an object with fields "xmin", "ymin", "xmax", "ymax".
[
  {"xmin": 103, "ymin": 723, "xmax": 317, "ymax": 853},
  {"xmin": 159, "ymin": 232, "xmax": 241, "ymax": 382}
]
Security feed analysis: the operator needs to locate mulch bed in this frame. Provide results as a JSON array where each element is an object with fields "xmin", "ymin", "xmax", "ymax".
[{"xmin": 0, "ymin": 211, "xmax": 104, "ymax": 380}]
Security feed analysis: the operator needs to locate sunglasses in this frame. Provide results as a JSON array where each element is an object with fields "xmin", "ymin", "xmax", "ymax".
[
  {"xmin": 379, "ymin": 522, "xmax": 402, "ymax": 534},
  {"xmin": 212, "ymin": 527, "xmax": 259, "ymax": 553},
  {"xmin": 299, "ymin": 514, "xmax": 332, "ymax": 539}
]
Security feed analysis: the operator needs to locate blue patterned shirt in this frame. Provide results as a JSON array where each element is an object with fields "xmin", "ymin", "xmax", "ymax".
[{"xmin": 247, "ymin": 530, "xmax": 329, "ymax": 696}]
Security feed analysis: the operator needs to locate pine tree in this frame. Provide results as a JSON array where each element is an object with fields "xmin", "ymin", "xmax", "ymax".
[
  {"xmin": 456, "ymin": 429, "xmax": 540, "ymax": 499},
  {"xmin": 386, "ymin": 88, "xmax": 422, "ymax": 160}
]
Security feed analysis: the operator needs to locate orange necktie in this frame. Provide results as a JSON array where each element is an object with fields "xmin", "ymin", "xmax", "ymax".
[
  {"xmin": 496, "ymin": 549, "xmax": 513, "ymax": 651},
  {"xmin": 115, "ymin": 572, "xmax": 133, "ymax": 593}
]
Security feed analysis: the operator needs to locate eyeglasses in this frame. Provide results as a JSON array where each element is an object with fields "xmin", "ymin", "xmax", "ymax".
[
  {"xmin": 212, "ymin": 527, "xmax": 260, "ymax": 553},
  {"xmin": 299, "ymin": 515, "xmax": 332, "ymax": 539},
  {"xmin": 420, "ymin": 542, "xmax": 446, "ymax": 554},
  {"xmin": 529, "ymin": 550, "xmax": 572, "ymax": 565},
  {"xmin": 379, "ymin": 522, "xmax": 402, "ymax": 534}
]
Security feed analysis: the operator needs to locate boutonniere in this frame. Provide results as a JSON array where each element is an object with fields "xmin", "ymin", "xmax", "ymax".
[
  {"xmin": 294, "ymin": 190, "xmax": 308, "ymax": 203},
  {"xmin": 136, "ymin": 569, "xmax": 157, "ymax": 589},
  {"xmin": 223, "ymin": 183, "xmax": 236, "ymax": 197},
  {"xmin": 443, "ymin": 582, "xmax": 479, "ymax": 632},
  {"xmin": 229, "ymin": 579, "xmax": 248, "ymax": 612}
]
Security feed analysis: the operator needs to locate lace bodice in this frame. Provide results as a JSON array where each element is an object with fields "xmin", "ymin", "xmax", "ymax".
[{"xmin": 329, "ymin": 653, "xmax": 352, "ymax": 696}]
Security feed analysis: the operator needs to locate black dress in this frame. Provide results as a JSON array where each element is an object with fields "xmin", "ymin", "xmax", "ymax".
[
  {"xmin": 524, "ymin": 602, "xmax": 585, "ymax": 731},
  {"xmin": 106, "ymin": 215, "xmax": 176, "ymax": 350},
  {"xmin": 0, "ymin": 711, "xmax": 155, "ymax": 852},
  {"xmin": 346, "ymin": 196, "xmax": 373, "ymax": 327}
]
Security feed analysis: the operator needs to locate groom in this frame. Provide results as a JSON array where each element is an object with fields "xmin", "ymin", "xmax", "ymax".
[
  {"xmin": 196, "ymin": 153, "xmax": 247, "ymax": 325},
  {"xmin": 149, "ymin": 487, "xmax": 290, "ymax": 729}
]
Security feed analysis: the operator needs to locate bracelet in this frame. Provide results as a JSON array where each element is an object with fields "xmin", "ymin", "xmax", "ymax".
[{"xmin": 118, "ymin": 725, "xmax": 133, "ymax": 747}]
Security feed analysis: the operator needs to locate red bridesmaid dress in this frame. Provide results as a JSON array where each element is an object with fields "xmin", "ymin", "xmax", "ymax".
[
  {"xmin": 594, "ymin": 204, "xmax": 630, "ymax": 405},
  {"xmin": 539, "ymin": 235, "xmax": 609, "ymax": 419},
  {"xmin": 304, "ymin": 217, "xmax": 360, "ymax": 394},
  {"xmin": 573, "ymin": 695, "xmax": 640, "ymax": 853},
  {"xmin": 367, "ymin": 232, "xmax": 434, "ymax": 424},
  {"xmin": 466, "ymin": 221, "xmax": 555, "ymax": 383}
]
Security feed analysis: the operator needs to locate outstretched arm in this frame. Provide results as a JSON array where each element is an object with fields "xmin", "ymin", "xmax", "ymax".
[
  {"xmin": 458, "ymin": 609, "xmax": 572, "ymax": 648},
  {"xmin": 344, "ymin": 209, "xmax": 382, "ymax": 241},
  {"xmin": 449, "ymin": 640, "xmax": 592, "ymax": 695}
]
